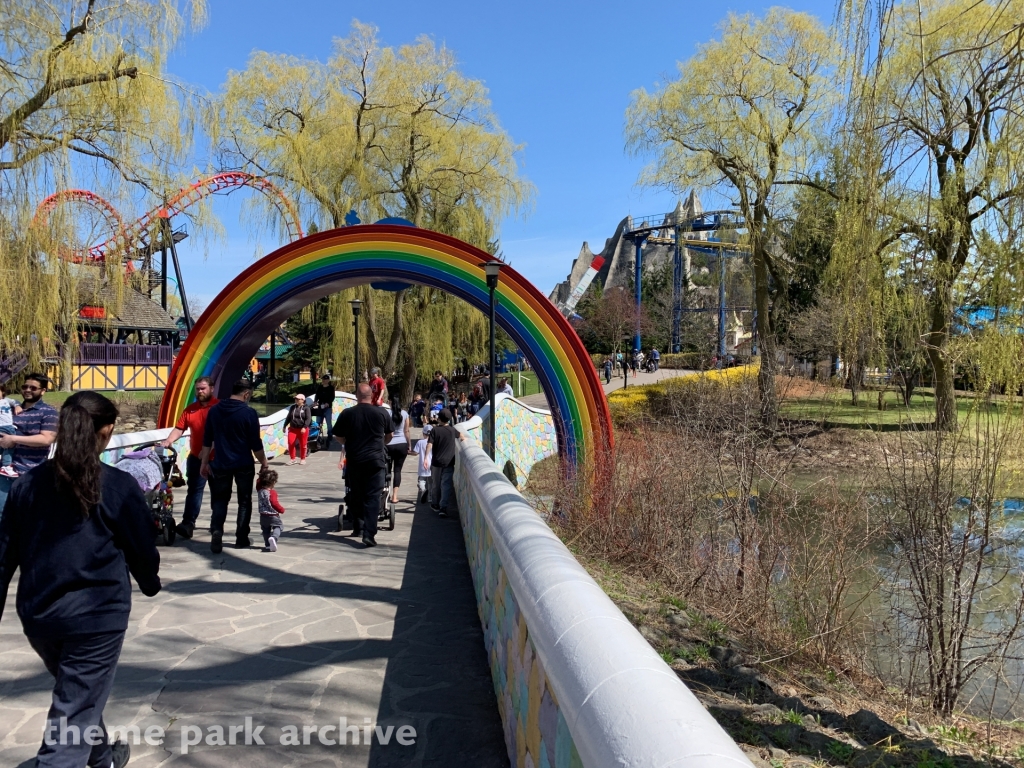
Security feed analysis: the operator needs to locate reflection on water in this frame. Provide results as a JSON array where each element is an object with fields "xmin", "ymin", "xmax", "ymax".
[{"xmin": 874, "ymin": 498, "xmax": 1024, "ymax": 719}]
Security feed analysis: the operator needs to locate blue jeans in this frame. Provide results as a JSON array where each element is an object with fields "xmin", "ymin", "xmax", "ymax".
[
  {"xmin": 313, "ymin": 411, "xmax": 329, "ymax": 436},
  {"xmin": 0, "ymin": 474, "xmax": 11, "ymax": 518},
  {"xmin": 180, "ymin": 453, "xmax": 207, "ymax": 528},
  {"xmin": 0, "ymin": 424, "xmax": 15, "ymax": 467},
  {"xmin": 430, "ymin": 465, "xmax": 455, "ymax": 512}
]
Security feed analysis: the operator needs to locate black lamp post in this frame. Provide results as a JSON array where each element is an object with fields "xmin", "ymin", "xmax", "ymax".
[
  {"xmin": 484, "ymin": 261, "xmax": 502, "ymax": 461},
  {"xmin": 350, "ymin": 299, "xmax": 362, "ymax": 391}
]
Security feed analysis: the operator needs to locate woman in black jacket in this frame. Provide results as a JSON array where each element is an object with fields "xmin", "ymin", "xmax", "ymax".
[{"xmin": 0, "ymin": 391, "xmax": 161, "ymax": 768}]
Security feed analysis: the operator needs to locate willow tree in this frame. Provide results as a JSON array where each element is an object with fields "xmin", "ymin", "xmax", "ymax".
[
  {"xmin": 214, "ymin": 22, "xmax": 531, "ymax": 397},
  {"xmin": 0, "ymin": 0, "xmax": 206, "ymax": 371},
  {"xmin": 870, "ymin": 0, "xmax": 1024, "ymax": 430},
  {"xmin": 626, "ymin": 9, "xmax": 835, "ymax": 427}
]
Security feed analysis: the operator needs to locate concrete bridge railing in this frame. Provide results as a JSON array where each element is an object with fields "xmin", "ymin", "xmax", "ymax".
[
  {"xmin": 454, "ymin": 438, "xmax": 753, "ymax": 768},
  {"xmin": 99, "ymin": 392, "xmax": 356, "ymax": 467},
  {"xmin": 462, "ymin": 393, "xmax": 558, "ymax": 487}
]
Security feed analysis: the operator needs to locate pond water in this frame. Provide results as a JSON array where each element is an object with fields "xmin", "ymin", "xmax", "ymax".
[{"xmin": 870, "ymin": 498, "xmax": 1024, "ymax": 718}]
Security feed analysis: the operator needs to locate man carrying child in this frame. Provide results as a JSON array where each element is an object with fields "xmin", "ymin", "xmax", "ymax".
[{"xmin": 0, "ymin": 384, "xmax": 22, "ymax": 478}]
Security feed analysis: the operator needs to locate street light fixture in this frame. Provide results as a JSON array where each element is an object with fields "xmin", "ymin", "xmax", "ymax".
[
  {"xmin": 349, "ymin": 298, "xmax": 362, "ymax": 391},
  {"xmin": 483, "ymin": 261, "xmax": 502, "ymax": 461}
]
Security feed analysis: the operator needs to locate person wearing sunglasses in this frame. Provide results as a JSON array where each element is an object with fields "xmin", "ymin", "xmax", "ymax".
[{"xmin": 0, "ymin": 373, "xmax": 59, "ymax": 514}]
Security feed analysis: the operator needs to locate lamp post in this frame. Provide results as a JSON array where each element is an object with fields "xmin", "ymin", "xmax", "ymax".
[
  {"xmin": 484, "ymin": 261, "xmax": 502, "ymax": 461},
  {"xmin": 349, "ymin": 299, "xmax": 362, "ymax": 391}
]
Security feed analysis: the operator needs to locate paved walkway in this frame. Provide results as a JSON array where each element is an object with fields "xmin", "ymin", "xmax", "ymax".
[
  {"xmin": 0, "ymin": 446, "xmax": 507, "ymax": 767},
  {"xmin": 517, "ymin": 366, "xmax": 697, "ymax": 410}
]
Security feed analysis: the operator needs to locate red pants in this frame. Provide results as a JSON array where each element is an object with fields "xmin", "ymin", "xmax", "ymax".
[{"xmin": 287, "ymin": 427, "xmax": 308, "ymax": 460}]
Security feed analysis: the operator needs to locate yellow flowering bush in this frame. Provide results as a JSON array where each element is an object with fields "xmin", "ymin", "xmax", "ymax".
[{"xmin": 606, "ymin": 364, "xmax": 758, "ymax": 427}]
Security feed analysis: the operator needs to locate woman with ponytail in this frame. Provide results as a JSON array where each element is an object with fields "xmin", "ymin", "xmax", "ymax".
[
  {"xmin": 385, "ymin": 396, "xmax": 411, "ymax": 505},
  {"xmin": 0, "ymin": 391, "xmax": 160, "ymax": 768}
]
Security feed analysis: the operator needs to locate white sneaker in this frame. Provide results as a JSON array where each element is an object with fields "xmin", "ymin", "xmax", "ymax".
[
  {"xmin": 288, "ymin": 459, "xmax": 297, "ymax": 465},
  {"xmin": 0, "ymin": 466, "xmax": 17, "ymax": 478},
  {"xmin": 299, "ymin": 459, "xmax": 306, "ymax": 465},
  {"xmin": 267, "ymin": 537, "xmax": 277, "ymax": 552}
]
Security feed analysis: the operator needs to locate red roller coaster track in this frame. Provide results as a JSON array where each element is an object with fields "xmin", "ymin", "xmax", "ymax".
[{"xmin": 32, "ymin": 172, "xmax": 304, "ymax": 264}]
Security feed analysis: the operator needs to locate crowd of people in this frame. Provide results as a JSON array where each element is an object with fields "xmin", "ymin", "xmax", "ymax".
[
  {"xmin": 0, "ymin": 361, "xmax": 508, "ymax": 766},
  {"xmin": 602, "ymin": 348, "xmax": 661, "ymax": 384},
  {"xmin": 408, "ymin": 369, "xmax": 514, "ymax": 427}
]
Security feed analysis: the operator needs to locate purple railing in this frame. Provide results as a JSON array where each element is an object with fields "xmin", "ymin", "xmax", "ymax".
[
  {"xmin": 76, "ymin": 344, "xmax": 173, "ymax": 365},
  {"xmin": 0, "ymin": 352, "xmax": 28, "ymax": 385}
]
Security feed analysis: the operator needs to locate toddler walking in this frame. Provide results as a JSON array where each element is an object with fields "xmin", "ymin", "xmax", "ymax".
[
  {"xmin": 411, "ymin": 424, "xmax": 433, "ymax": 503},
  {"xmin": 257, "ymin": 468, "xmax": 285, "ymax": 551},
  {"xmin": 0, "ymin": 384, "xmax": 22, "ymax": 478}
]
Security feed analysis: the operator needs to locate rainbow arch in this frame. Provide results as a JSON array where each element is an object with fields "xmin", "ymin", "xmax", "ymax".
[{"xmin": 158, "ymin": 225, "xmax": 612, "ymax": 465}]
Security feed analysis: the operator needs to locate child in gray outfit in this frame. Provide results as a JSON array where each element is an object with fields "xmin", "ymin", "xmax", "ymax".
[
  {"xmin": 257, "ymin": 468, "xmax": 285, "ymax": 552},
  {"xmin": 0, "ymin": 384, "xmax": 22, "ymax": 478}
]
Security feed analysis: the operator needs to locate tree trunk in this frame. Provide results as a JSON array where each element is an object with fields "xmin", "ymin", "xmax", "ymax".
[
  {"xmin": 56, "ymin": 266, "xmax": 77, "ymax": 392},
  {"xmin": 926, "ymin": 292, "xmax": 957, "ymax": 430},
  {"xmin": 59, "ymin": 331, "xmax": 74, "ymax": 392},
  {"xmin": 363, "ymin": 288, "xmax": 381, "ymax": 369},
  {"xmin": 752, "ymin": 240, "xmax": 778, "ymax": 430},
  {"xmin": 382, "ymin": 289, "xmax": 405, "ymax": 377},
  {"xmin": 847, "ymin": 362, "xmax": 861, "ymax": 405},
  {"xmin": 399, "ymin": 327, "xmax": 417, "ymax": 406},
  {"xmin": 360, "ymin": 288, "xmax": 406, "ymax": 380}
]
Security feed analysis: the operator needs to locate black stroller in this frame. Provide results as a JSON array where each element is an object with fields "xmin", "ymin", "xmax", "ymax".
[{"xmin": 337, "ymin": 455, "xmax": 397, "ymax": 533}]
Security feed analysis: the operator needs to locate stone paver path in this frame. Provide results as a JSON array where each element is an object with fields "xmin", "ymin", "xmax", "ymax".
[{"xmin": 0, "ymin": 445, "xmax": 507, "ymax": 767}]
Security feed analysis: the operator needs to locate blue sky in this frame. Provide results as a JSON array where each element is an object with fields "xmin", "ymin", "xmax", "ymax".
[{"xmin": 165, "ymin": 0, "xmax": 835, "ymax": 307}]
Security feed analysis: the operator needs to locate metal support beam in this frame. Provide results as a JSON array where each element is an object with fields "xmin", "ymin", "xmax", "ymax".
[
  {"xmin": 165, "ymin": 223, "xmax": 193, "ymax": 332},
  {"xmin": 269, "ymin": 330, "xmax": 276, "ymax": 403},
  {"xmin": 671, "ymin": 225, "xmax": 682, "ymax": 353},
  {"xmin": 718, "ymin": 249, "xmax": 727, "ymax": 366},
  {"xmin": 159, "ymin": 222, "xmax": 168, "ymax": 311},
  {"xmin": 484, "ymin": 261, "xmax": 502, "ymax": 462},
  {"xmin": 633, "ymin": 236, "xmax": 645, "ymax": 353}
]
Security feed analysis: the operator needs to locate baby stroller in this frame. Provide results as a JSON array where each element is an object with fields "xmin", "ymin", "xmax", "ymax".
[
  {"xmin": 336, "ymin": 455, "xmax": 397, "ymax": 533},
  {"xmin": 307, "ymin": 419, "xmax": 332, "ymax": 453},
  {"xmin": 113, "ymin": 443, "xmax": 185, "ymax": 546}
]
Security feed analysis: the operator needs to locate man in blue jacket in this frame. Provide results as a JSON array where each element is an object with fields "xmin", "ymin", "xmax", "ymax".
[{"xmin": 200, "ymin": 379, "xmax": 269, "ymax": 553}]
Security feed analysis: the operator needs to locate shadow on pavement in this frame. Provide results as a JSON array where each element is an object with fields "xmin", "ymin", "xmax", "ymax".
[{"xmin": 368, "ymin": 496, "xmax": 508, "ymax": 768}]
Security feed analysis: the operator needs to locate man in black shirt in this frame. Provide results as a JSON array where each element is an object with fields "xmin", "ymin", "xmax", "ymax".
[
  {"xmin": 312, "ymin": 374, "xmax": 336, "ymax": 434},
  {"xmin": 332, "ymin": 383, "xmax": 393, "ymax": 547},
  {"xmin": 427, "ymin": 370, "xmax": 449, "ymax": 406},
  {"xmin": 200, "ymin": 379, "xmax": 269, "ymax": 553},
  {"xmin": 426, "ymin": 409, "xmax": 465, "ymax": 517}
]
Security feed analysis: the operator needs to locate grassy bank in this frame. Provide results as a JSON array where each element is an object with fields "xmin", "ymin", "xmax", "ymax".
[{"xmin": 525, "ymin": 373, "xmax": 1024, "ymax": 766}]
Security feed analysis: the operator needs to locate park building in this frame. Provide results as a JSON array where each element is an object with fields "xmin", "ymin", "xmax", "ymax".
[{"xmin": 50, "ymin": 277, "xmax": 181, "ymax": 391}]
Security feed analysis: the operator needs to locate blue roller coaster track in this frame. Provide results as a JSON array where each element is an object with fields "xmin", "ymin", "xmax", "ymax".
[{"xmin": 624, "ymin": 209, "xmax": 749, "ymax": 359}]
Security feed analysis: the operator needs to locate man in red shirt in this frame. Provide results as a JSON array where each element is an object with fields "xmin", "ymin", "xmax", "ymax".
[
  {"xmin": 368, "ymin": 367, "xmax": 387, "ymax": 406},
  {"xmin": 161, "ymin": 376, "xmax": 219, "ymax": 539}
]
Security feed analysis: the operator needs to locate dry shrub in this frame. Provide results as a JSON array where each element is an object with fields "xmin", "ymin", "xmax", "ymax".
[
  {"xmin": 556, "ymin": 371, "xmax": 877, "ymax": 669},
  {"xmin": 876, "ymin": 403, "xmax": 1024, "ymax": 717}
]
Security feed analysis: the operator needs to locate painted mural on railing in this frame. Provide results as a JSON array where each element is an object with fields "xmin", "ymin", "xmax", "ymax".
[
  {"xmin": 99, "ymin": 393, "xmax": 355, "ymax": 467},
  {"xmin": 465, "ymin": 394, "xmax": 557, "ymax": 487},
  {"xmin": 455, "ymin": 460, "xmax": 582, "ymax": 768}
]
